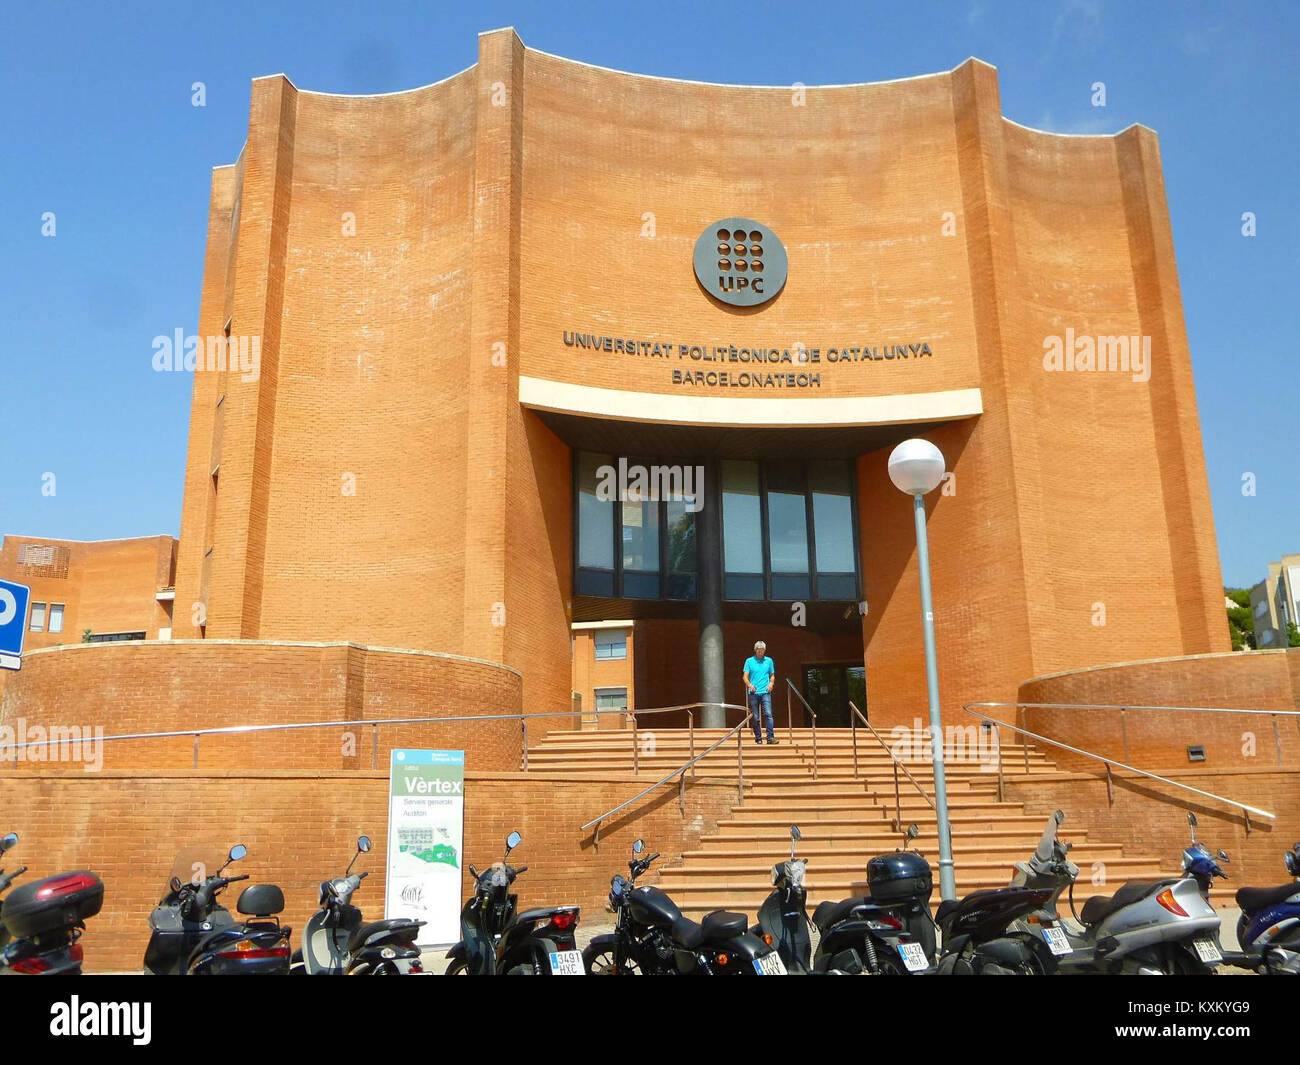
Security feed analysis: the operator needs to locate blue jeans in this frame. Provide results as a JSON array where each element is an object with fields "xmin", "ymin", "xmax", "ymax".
[{"xmin": 749, "ymin": 691, "xmax": 774, "ymax": 741}]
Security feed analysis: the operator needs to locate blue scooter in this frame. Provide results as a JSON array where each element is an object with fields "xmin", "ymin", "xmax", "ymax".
[{"xmin": 1231, "ymin": 842, "xmax": 1300, "ymax": 975}]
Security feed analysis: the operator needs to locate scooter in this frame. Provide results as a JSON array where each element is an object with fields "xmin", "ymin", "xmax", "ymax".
[
  {"xmin": 294, "ymin": 834, "xmax": 425, "ymax": 975},
  {"xmin": 810, "ymin": 824, "xmax": 937, "ymax": 974},
  {"xmin": 0, "ymin": 832, "xmax": 24, "ymax": 952},
  {"xmin": 143, "ymin": 843, "xmax": 292, "ymax": 975},
  {"xmin": 0, "ymin": 832, "xmax": 103, "ymax": 976},
  {"xmin": 1228, "ymin": 841, "xmax": 1300, "ymax": 975},
  {"xmin": 752, "ymin": 826, "xmax": 812, "ymax": 972},
  {"xmin": 1009, "ymin": 810, "xmax": 1226, "ymax": 974},
  {"xmin": 584, "ymin": 837, "xmax": 787, "ymax": 975},
  {"xmin": 445, "ymin": 831, "xmax": 584, "ymax": 975}
]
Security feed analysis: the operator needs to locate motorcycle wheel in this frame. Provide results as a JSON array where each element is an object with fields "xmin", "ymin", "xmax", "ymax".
[
  {"xmin": 864, "ymin": 952, "xmax": 907, "ymax": 975},
  {"xmin": 445, "ymin": 958, "xmax": 470, "ymax": 976},
  {"xmin": 583, "ymin": 943, "xmax": 641, "ymax": 975}
]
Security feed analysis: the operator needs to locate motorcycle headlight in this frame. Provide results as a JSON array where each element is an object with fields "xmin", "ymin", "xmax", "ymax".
[{"xmin": 789, "ymin": 861, "xmax": 806, "ymax": 890}]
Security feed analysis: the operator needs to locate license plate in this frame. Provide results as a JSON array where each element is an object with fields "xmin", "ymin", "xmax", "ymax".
[
  {"xmin": 1043, "ymin": 926, "xmax": 1072, "ymax": 956},
  {"xmin": 548, "ymin": 950, "xmax": 584, "ymax": 975},
  {"xmin": 1192, "ymin": 936, "xmax": 1222, "ymax": 964},
  {"xmin": 753, "ymin": 951, "xmax": 787, "ymax": 975},
  {"xmin": 897, "ymin": 942, "xmax": 930, "ymax": 972}
]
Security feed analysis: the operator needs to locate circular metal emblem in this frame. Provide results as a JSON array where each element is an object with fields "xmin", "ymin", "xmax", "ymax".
[{"xmin": 693, "ymin": 218, "xmax": 788, "ymax": 308}]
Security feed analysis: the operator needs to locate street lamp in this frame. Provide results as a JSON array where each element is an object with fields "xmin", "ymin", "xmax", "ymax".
[{"xmin": 887, "ymin": 438, "xmax": 956, "ymax": 902}]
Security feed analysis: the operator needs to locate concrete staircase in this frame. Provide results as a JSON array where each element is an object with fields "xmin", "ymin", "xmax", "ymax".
[{"xmin": 529, "ymin": 726, "xmax": 1183, "ymax": 919}]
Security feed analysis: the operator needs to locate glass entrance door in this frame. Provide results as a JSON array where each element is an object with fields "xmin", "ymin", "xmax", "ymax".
[{"xmin": 801, "ymin": 663, "xmax": 866, "ymax": 727}]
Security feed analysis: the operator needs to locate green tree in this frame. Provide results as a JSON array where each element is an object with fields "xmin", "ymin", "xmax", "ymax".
[
  {"xmin": 1225, "ymin": 587, "xmax": 1255, "ymax": 650},
  {"xmin": 1289, "ymin": 622, "xmax": 1300, "ymax": 648}
]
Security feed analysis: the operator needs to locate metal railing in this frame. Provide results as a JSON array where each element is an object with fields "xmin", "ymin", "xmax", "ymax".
[
  {"xmin": 964, "ymin": 703, "xmax": 1277, "ymax": 826},
  {"xmin": 848, "ymin": 699, "xmax": 937, "ymax": 830},
  {"xmin": 970, "ymin": 700, "xmax": 1300, "ymax": 768},
  {"xmin": 783, "ymin": 679, "xmax": 818, "ymax": 778},
  {"xmin": 580, "ymin": 702, "xmax": 753, "ymax": 844}
]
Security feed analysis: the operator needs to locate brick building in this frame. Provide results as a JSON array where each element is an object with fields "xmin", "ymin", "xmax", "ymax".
[{"xmin": 156, "ymin": 29, "xmax": 1227, "ymax": 732}]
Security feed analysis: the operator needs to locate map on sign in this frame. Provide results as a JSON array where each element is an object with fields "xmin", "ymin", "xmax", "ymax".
[{"xmin": 0, "ymin": 579, "xmax": 31, "ymax": 671}]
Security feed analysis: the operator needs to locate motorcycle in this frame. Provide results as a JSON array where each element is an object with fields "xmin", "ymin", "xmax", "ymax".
[
  {"xmin": 0, "ymin": 832, "xmax": 24, "ymax": 952},
  {"xmin": 1007, "ymin": 809, "xmax": 1226, "ymax": 974},
  {"xmin": 445, "ymin": 831, "xmax": 584, "ymax": 975},
  {"xmin": 0, "ymin": 832, "xmax": 102, "ymax": 976},
  {"xmin": 752, "ymin": 826, "xmax": 813, "ymax": 973},
  {"xmin": 1231, "ymin": 840, "xmax": 1300, "ymax": 975},
  {"xmin": 294, "ymin": 834, "xmax": 425, "ymax": 975},
  {"xmin": 810, "ymin": 824, "xmax": 937, "ymax": 975},
  {"xmin": 584, "ymin": 837, "xmax": 786, "ymax": 975},
  {"xmin": 143, "ymin": 843, "xmax": 292, "ymax": 975}
]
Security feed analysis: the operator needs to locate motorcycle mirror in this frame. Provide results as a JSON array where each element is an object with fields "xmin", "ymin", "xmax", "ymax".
[
  {"xmin": 1218, "ymin": 850, "xmax": 1230, "ymax": 862},
  {"xmin": 0, "ymin": 832, "xmax": 16, "ymax": 853},
  {"xmin": 907, "ymin": 823, "xmax": 920, "ymax": 840},
  {"xmin": 228, "ymin": 844, "xmax": 247, "ymax": 863},
  {"xmin": 632, "ymin": 839, "xmax": 644, "ymax": 855},
  {"xmin": 357, "ymin": 835, "xmax": 372, "ymax": 853},
  {"xmin": 170, "ymin": 876, "xmax": 183, "ymax": 892},
  {"xmin": 1187, "ymin": 812, "xmax": 1198, "ymax": 828},
  {"xmin": 790, "ymin": 826, "xmax": 802, "ymax": 841},
  {"xmin": 505, "ymin": 831, "xmax": 522, "ymax": 855},
  {"xmin": 1053, "ymin": 809, "xmax": 1065, "ymax": 825}
]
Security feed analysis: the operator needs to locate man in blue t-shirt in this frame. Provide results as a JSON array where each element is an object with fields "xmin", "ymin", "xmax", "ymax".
[{"xmin": 743, "ymin": 641, "xmax": 777, "ymax": 745}]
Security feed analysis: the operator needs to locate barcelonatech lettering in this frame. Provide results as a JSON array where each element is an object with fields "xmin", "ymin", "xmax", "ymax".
[{"xmin": 50, "ymin": 997, "xmax": 151, "ymax": 1046}]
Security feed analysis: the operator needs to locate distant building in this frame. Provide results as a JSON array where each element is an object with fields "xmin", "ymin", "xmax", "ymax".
[
  {"xmin": 0, "ymin": 535, "xmax": 177, "ymax": 650},
  {"xmin": 1251, "ymin": 554, "xmax": 1300, "ymax": 648}
]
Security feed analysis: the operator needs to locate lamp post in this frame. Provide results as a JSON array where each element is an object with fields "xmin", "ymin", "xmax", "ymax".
[{"xmin": 887, "ymin": 438, "xmax": 956, "ymax": 902}]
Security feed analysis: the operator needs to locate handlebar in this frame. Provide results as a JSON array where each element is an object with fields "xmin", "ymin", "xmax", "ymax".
[
  {"xmin": 515, "ymin": 865, "xmax": 528, "ymax": 875},
  {"xmin": 359, "ymin": 870, "xmax": 370, "ymax": 880}
]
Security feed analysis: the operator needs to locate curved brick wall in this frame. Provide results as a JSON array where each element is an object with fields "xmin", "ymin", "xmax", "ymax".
[
  {"xmin": 1018, "ymin": 649, "xmax": 1300, "ymax": 770},
  {"xmin": 0, "ymin": 640, "xmax": 527, "ymax": 771}
]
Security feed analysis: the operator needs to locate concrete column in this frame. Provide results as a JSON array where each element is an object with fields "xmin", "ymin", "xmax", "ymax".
[{"xmin": 698, "ymin": 457, "xmax": 725, "ymax": 726}]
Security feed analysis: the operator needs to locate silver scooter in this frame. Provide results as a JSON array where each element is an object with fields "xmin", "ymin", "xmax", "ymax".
[{"xmin": 1009, "ymin": 809, "xmax": 1224, "ymax": 974}]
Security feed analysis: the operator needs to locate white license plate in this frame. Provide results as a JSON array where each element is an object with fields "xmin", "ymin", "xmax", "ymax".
[
  {"xmin": 1043, "ymin": 926, "xmax": 1073, "ymax": 956},
  {"xmin": 1192, "ymin": 936, "xmax": 1222, "ymax": 964},
  {"xmin": 548, "ymin": 950, "xmax": 585, "ymax": 975},
  {"xmin": 753, "ymin": 951, "xmax": 787, "ymax": 975},
  {"xmin": 897, "ymin": 942, "xmax": 930, "ymax": 972}
]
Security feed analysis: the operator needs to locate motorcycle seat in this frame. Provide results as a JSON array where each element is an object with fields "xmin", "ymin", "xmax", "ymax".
[
  {"xmin": 812, "ymin": 896, "xmax": 868, "ymax": 933},
  {"xmin": 670, "ymin": 910, "xmax": 748, "ymax": 949},
  {"xmin": 1080, "ymin": 880, "xmax": 1166, "ymax": 927},
  {"xmin": 935, "ymin": 889, "xmax": 999, "ymax": 927},
  {"xmin": 1236, "ymin": 883, "xmax": 1300, "ymax": 913},
  {"xmin": 347, "ymin": 917, "xmax": 423, "ymax": 953}
]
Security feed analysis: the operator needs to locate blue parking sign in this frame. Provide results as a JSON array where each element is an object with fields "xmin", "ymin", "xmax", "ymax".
[{"xmin": 0, "ymin": 579, "xmax": 31, "ymax": 670}]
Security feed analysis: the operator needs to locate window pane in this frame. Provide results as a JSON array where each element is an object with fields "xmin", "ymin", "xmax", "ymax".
[
  {"xmin": 621, "ymin": 497, "xmax": 659, "ymax": 572},
  {"xmin": 810, "ymin": 460, "xmax": 856, "ymax": 573},
  {"xmin": 722, "ymin": 460, "xmax": 762, "ymax": 574},
  {"xmin": 594, "ymin": 631, "xmax": 628, "ymax": 660},
  {"xmin": 29, "ymin": 602, "xmax": 46, "ymax": 632},
  {"xmin": 766, "ymin": 461, "xmax": 808, "ymax": 573},
  {"xmin": 577, "ymin": 452, "xmax": 614, "ymax": 569},
  {"xmin": 595, "ymin": 688, "xmax": 628, "ymax": 710},
  {"xmin": 48, "ymin": 604, "xmax": 64, "ymax": 634},
  {"xmin": 666, "ymin": 499, "xmax": 696, "ymax": 575}
]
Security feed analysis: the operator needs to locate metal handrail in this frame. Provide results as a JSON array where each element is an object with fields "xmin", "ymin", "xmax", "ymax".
[
  {"xmin": 580, "ymin": 703, "xmax": 753, "ymax": 840},
  {"xmin": 963, "ymin": 705, "xmax": 1276, "ymax": 821},
  {"xmin": 970, "ymin": 700, "xmax": 1300, "ymax": 769},
  {"xmin": 0, "ymin": 701, "xmax": 725, "ymax": 772},
  {"xmin": 783, "ymin": 679, "xmax": 818, "ymax": 779},
  {"xmin": 848, "ymin": 700, "xmax": 936, "ymax": 830}
]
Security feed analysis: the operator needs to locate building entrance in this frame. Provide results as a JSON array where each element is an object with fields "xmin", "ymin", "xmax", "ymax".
[{"xmin": 800, "ymin": 662, "xmax": 866, "ymax": 728}]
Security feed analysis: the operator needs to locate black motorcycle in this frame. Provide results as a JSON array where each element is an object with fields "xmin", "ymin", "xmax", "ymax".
[
  {"xmin": 445, "ymin": 831, "xmax": 583, "ymax": 975},
  {"xmin": 293, "ymin": 834, "xmax": 425, "ymax": 975},
  {"xmin": 811, "ymin": 824, "xmax": 938, "ymax": 975},
  {"xmin": 584, "ymin": 837, "xmax": 786, "ymax": 975},
  {"xmin": 0, "ymin": 832, "xmax": 24, "ymax": 953},
  {"xmin": 0, "ymin": 830, "xmax": 102, "ymax": 976},
  {"xmin": 143, "ymin": 843, "xmax": 291, "ymax": 975},
  {"xmin": 752, "ymin": 826, "xmax": 813, "ymax": 972}
]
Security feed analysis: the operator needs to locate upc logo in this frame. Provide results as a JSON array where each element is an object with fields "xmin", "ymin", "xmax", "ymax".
[{"xmin": 693, "ymin": 218, "xmax": 788, "ymax": 308}]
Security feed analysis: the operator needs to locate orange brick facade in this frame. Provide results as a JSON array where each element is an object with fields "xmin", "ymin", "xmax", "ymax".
[{"xmin": 159, "ymin": 32, "xmax": 1226, "ymax": 736}]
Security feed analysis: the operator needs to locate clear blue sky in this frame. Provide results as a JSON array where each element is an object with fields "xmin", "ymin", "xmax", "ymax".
[{"xmin": 0, "ymin": 0, "xmax": 1294, "ymax": 588}]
